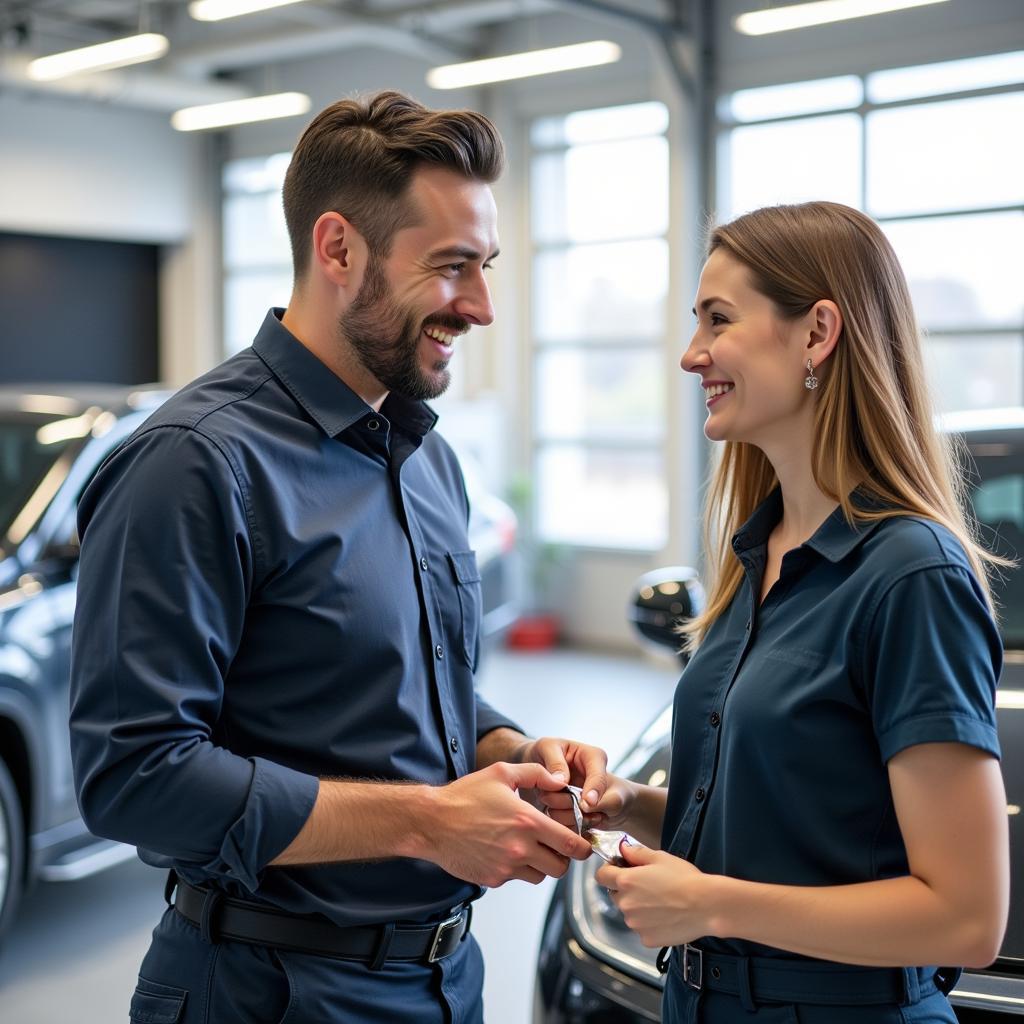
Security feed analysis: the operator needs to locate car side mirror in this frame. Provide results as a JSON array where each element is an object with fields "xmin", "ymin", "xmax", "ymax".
[{"xmin": 628, "ymin": 566, "xmax": 705, "ymax": 664}]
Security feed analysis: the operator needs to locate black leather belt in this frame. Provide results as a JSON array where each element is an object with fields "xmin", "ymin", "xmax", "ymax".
[
  {"xmin": 676, "ymin": 943, "xmax": 942, "ymax": 1007},
  {"xmin": 170, "ymin": 876, "xmax": 471, "ymax": 970}
]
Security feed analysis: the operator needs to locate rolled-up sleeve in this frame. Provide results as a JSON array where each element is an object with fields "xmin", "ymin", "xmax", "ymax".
[
  {"xmin": 70, "ymin": 425, "xmax": 318, "ymax": 891},
  {"xmin": 863, "ymin": 563, "xmax": 1002, "ymax": 764}
]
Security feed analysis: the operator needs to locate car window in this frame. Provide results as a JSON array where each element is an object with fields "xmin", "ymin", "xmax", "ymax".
[
  {"xmin": 0, "ymin": 414, "xmax": 78, "ymax": 556},
  {"xmin": 970, "ymin": 453, "xmax": 1024, "ymax": 650}
]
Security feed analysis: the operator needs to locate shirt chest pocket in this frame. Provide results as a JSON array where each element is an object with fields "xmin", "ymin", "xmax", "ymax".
[{"xmin": 446, "ymin": 550, "xmax": 482, "ymax": 670}]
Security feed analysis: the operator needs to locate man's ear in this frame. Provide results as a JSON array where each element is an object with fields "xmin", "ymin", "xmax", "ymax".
[
  {"xmin": 807, "ymin": 299, "xmax": 842, "ymax": 366},
  {"xmin": 311, "ymin": 212, "xmax": 365, "ymax": 290}
]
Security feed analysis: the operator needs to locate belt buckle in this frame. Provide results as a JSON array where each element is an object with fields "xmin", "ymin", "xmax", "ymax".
[
  {"xmin": 682, "ymin": 944, "xmax": 703, "ymax": 990},
  {"xmin": 427, "ymin": 911, "xmax": 464, "ymax": 963}
]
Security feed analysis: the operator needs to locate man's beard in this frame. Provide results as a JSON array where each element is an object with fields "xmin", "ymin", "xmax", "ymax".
[{"xmin": 339, "ymin": 254, "xmax": 462, "ymax": 402}]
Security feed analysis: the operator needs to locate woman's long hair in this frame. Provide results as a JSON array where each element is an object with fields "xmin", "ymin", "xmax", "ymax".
[{"xmin": 683, "ymin": 201, "xmax": 1003, "ymax": 649}]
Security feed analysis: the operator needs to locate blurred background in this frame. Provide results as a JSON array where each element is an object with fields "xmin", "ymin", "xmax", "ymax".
[{"xmin": 0, "ymin": 0, "xmax": 1022, "ymax": 1021}]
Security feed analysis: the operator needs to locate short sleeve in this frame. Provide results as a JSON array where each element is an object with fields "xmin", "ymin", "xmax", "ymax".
[{"xmin": 863, "ymin": 564, "xmax": 1002, "ymax": 764}]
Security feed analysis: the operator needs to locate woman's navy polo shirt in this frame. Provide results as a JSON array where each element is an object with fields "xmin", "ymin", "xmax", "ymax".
[{"xmin": 661, "ymin": 487, "xmax": 1002, "ymax": 960}]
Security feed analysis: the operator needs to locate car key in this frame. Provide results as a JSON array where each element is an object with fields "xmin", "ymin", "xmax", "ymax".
[{"xmin": 562, "ymin": 786, "xmax": 638, "ymax": 866}]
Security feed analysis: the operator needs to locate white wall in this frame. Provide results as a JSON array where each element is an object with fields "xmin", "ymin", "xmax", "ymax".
[
  {"xmin": 0, "ymin": 91, "xmax": 193, "ymax": 243},
  {"xmin": 0, "ymin": 89, "xmax": 217, "ymax": 384}
]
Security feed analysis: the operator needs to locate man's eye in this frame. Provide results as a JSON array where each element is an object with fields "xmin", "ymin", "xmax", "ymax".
[{"xmin": 445, "ymin": 263, "xmax": 465, "ymax": 275}]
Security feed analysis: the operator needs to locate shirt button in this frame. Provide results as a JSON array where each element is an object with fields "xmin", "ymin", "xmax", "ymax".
[
  {"xmin": 420, "ymin": 556, "xmax": 429, "ymax": 571},
  {"xmin": 695, "ymin": 787, "xmax": 705, "ymax": 803},
  {"xmin": 367, "ymin": 418, "xmax": 381, "ymax": 431},
  {"xmin": 711, "ymin": 966, "xmax": 722, "ymax": 980},
  {"xmin": 709, "ymin": 711, "xmax": 721, "ymax": 727},
  {"xmin": 450, "ymin": 736, "xmax": 460, "ymax": 754},
  {"xmin": 744, "ymin": 620, "xmax": 751, "ymax": 632},
  {"xmin": 435, "ymin": 644, "xmax": 444, "ymax": 659}
]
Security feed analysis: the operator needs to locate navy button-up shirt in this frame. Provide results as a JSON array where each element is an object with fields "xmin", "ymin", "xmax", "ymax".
[
  {"xmin": 70, "ymin": 309, "xmax": 519, "ymax": 926},
  {"xmin": 662, "ymin": 487, "xmax": 1002, "ymax": 959}
]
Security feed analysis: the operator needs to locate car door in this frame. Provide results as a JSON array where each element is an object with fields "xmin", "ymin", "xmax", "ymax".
[{"xmin": 966, "ymin": 431, "xmax": 1024, "ymax": 967}]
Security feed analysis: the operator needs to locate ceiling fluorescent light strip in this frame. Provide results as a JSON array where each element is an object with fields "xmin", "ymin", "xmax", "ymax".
[
  {"xmin": 735, "ymin": 0, "xmax": 950, "ymax": 36},
  {"xmin": 27, "ymin": 33, "xmax": 169, "ymax": 81},
  {"xmin": 189, "ymin": 0, "xmax": 308, "ymax": 22},
  {"xmin": 171, "ymin": 92, "xmax": 311, "ymax": 131},
  {"xmin": 427, "ymin": 41, "xmax": 621, "ymax": 90}
]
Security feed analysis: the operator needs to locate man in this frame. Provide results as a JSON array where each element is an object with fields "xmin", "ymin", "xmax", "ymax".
[{"xmin": 70, "ymin": 91, "xmax": 604, "ymax": 1024}]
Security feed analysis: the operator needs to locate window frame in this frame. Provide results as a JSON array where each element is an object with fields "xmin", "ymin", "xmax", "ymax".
[
  {"xmin": 527, "ymin": 102, "xmax": 672, "ymax": 553},
  {"xmin": 715, "ymin": 61, "xmax": 1024, "ymax": 413}
]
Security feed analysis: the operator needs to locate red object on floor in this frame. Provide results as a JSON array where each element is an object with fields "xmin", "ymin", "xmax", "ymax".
[{"xmin": 506, "ymin": 614, "xmax": 561, "ymax": 650}]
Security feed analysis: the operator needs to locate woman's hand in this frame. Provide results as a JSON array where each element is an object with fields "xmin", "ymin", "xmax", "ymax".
[
  {"xmin": 519, "ymin": 737, "xmax": 606, "ymax": 830},
  {"xmin": 576, "ymin": 771, "xmax": 638, "ymax": 829},
  {"xmin": 535, "ymin": 770, "xmax": 638, "ymax": 833},
  {"xmin": 595, "ymin": 841, "xmax": 715, "ymax": 947}
]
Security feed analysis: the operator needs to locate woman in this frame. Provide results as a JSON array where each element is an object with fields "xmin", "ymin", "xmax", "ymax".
[{"xmin": 585, "ymin": 202, "xmax": 1010, "ymax": 1022}]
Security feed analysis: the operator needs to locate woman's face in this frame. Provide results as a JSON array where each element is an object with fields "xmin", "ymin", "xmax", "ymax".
[{"xmin": 682, "ymin": 249, "xmax": 811, "ymax": 446}]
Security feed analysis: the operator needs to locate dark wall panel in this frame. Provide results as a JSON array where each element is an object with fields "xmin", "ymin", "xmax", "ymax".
[{"xmin": 0, "ymin": 232, "xmax": 159, "ymax": 385}]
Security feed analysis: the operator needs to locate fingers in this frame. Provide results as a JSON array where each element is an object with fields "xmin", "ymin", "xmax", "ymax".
[
  {"xmin": 618, "ymin": 838, "xmax": 654, "ymax": 865},
  {"xmin": 530, "ymin": 811, "xmax": 594, "ymax": 861},
  {"xmin": 528, "ymin": 737, "xmax": 571, "ymax": 785},
  {"xmin": 524, "ymin": 844, "xmax": 573, "ymax": 879},
  {"xmin": 520, "ymin": 739, "xmax": 610, "ymax": 806},
  {"xmin": 595, "ymin": 863, "xmax": 622, "ymax": 890},
  {"xmin": 576, "ymin": 749, "xmax": 609, "ymax": 809},
  {"xmin": 502, "ymin": 760, "xmax": 567, "ymax": 793},
  {"xmin": 513, "ymin": 866, "xmax": 547, "ymax": 886},
  {"xmin": 546, "ymin": 807, "xmax": 579, "ymax": 833}
]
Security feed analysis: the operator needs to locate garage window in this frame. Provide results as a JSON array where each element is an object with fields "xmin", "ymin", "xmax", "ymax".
[
  {"xmin": 717, "ymin": 51, "xmax": 1024, "ymax": 415},
  {"xmin": 529, "ymin": 102, "xmax": 670, "ymax": 550},
  {"xmin": 222, "ymin": 153, "xmax": 293, "ymax": 356}
]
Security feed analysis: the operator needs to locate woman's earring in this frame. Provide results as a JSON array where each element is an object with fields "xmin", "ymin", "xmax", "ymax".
[{"xmin": 804, "ymin": 359, "xmax": 819, "ymax": 391}]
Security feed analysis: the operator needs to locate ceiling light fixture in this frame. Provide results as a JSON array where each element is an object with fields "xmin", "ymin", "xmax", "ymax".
[
  {"xmin": 427, "ymin": 40, "xmax": 621, "ymax": 90},
  {"xmin": 734, "ymin": 0, "xmax": 950, "ymax": 36},
  {"xmin": 171, "ymin": 91, "xmax": 311, "ymax": 131},
  {"xmin": 189, "ymin": 0, "xmax": 308, "ymax": 21},
  {"xmin": 27, "ymin": 33, "xmax": 169, "ymax": 81}
]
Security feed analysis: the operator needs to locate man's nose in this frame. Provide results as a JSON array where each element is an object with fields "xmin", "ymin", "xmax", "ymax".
[{"xmin": 453, "ymin": 271, "xmax": 495, "ymax": 327}]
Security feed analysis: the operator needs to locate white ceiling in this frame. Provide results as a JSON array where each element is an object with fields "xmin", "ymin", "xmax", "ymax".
[{"xmin": 0, "ymin": 0, "xmax": 680, "ymax": 109}]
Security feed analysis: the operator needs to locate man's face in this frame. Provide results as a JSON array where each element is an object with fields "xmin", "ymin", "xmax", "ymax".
[{"xmin": 339, "ymin": 166, "xmax": 499, "ymax": 401}]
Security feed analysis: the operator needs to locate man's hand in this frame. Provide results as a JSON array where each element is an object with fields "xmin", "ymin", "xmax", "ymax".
[{"xmin": 415, "ymin": 762, "xmax": 594, "ymax": 887}]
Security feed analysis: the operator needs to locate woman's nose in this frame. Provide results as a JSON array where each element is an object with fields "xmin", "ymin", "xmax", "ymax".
[{"xmin": 681, "ymin": 333, "xmax": 708, "ymax": 373}]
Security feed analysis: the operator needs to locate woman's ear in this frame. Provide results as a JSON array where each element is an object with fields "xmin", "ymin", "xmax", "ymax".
[{"xmin": 807, "ymin": 299, "xmax": 842, "ymax": 365}]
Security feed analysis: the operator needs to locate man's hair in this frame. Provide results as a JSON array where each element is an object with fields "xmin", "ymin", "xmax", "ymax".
[{"xmin": 283, "ymin": 90, "xmax": 504, "ymax": 278}]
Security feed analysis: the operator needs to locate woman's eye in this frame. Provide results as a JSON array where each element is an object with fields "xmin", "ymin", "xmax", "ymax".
[{"xmin": 710, "ymin": 313, "xmax": 728, "ymax": 326}]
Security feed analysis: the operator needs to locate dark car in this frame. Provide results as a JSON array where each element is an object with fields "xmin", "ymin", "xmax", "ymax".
[
  {"xmin": 0, "ymin": 383, "xmax": 517, "ymax": 948},
  {"xmin": 535, "ymin": 409, "xmax": 1024, "ymax": 1022}
]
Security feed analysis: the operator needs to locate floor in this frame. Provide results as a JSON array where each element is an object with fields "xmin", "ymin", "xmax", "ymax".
[{"xmin": 0, "ymin": 647, "xmax": 676, "ymax": 1023}]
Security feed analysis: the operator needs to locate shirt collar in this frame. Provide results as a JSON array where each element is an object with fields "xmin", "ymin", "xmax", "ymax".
[
  {"xmin": 732, "ymin": 486, "xmax": 888, "ymax": 564},
  {"xmin": 252, "ymin": 309, "xmax": 438, "ymax": 440}
]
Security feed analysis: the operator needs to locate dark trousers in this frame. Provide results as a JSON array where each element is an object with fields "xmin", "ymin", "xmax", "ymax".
[
  {"xmin": 129, "ymin": 907, "xmax": 486, "ymax": 1024},
  {"xmin": 662, "ymin": 952, "xmax": 958, "ymax": 1024}
]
